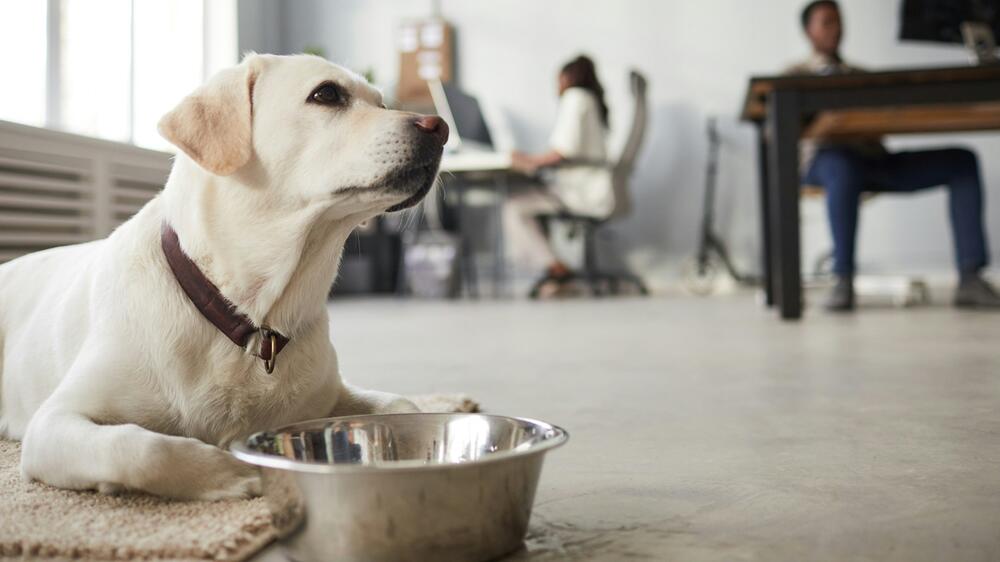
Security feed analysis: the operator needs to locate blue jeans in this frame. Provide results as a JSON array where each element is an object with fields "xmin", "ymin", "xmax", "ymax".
[{"xmin": 803, "ymin": 147, "xmax": 989, "ymax": 276}]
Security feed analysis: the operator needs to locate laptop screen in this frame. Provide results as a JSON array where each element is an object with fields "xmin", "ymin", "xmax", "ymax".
[{"xmin": 437, "ymin": 82, "xmax": 494, "ymax": 150}]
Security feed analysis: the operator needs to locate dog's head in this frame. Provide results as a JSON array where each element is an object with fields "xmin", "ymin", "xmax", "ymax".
[{"xmin": 158, "ymin": 54, "xmax": 448, "ymax": 215}]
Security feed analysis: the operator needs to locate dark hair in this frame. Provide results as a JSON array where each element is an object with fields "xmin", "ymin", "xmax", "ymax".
[
  {"xmin": 560, "ymin": 55, "xmax": 609, "ymax": 128},
  {"xmin": 801, "ymin": 0, "xmax": 839, "ymax": 29}
]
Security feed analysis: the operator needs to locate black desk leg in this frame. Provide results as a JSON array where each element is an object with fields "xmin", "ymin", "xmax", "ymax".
[
  {"xmin": 456, "ymin": 185, "xmax": 479, "ymax": 299},
  {"xmin": 766, "ymin": 90, "xmax": 803, "ymax": 320},
  {"xmin": 492, "ymin": 174, "xmax": 508, "ymax": 298},
  {"xmin": 756, "ymin": 129, "xmax": 774, "ymax": 308}
]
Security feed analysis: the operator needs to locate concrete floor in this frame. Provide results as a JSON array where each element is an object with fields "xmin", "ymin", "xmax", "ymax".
[{"xmin": 260, "ymin": 293, "xmax": 1000, "ymax": 561}]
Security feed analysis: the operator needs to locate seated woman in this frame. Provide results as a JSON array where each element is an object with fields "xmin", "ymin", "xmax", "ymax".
[{"xmin": 504, "ymin": 55, "xmax": 613, "ymax": 296}]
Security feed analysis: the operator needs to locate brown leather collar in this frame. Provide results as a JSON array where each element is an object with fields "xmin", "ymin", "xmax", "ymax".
[{"xmin": 161, "ymin": 223, "xmax": 289, "ymax": 373}]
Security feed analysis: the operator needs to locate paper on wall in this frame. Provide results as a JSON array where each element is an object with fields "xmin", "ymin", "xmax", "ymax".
[
  {"xmin": 420, "ymin": 22, "xmax": 444, "ymax": 48},
  {"xmin": 399, "ymin": 25, "xmax": 418, "ymax": 53}
]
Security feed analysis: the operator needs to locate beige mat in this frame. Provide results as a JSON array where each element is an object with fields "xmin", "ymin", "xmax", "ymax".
[{"xmin": 0, "ymin": 394, "xmax": 479, "ymax": 561}]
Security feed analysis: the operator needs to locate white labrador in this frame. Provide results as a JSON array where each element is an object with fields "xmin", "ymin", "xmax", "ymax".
[{"xmin": 0, "ymin": 54, "xmax": 448, "ymax": 500}]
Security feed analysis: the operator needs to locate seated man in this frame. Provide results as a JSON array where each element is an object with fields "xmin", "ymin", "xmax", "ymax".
[{"xmin": 790, "ymin": 0, "xmax": 1000, "ymax": 311}]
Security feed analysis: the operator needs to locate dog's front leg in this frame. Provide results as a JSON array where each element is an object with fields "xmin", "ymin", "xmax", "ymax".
[
  {"xmin": 332, "ymin": 381, "xmax": 420, "ymax": 416},
  {"xmin": 22, "ymin": 407, "xmax": 260, "ymax": 500},
  {"xmin": 20, "ymin": 349, "xmax": 259, "ymax": 500}
]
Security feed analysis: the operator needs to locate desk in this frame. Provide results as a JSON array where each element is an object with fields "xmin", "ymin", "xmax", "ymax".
[
  {"xmin": 438, "ymin": 151, "xmax": 515, "ymax": 298},
  {"xmin": 741, "ymin": 65, "xmax": 1000, "ymax": 320},
  {"xmin": 441, "ymin": 151, "xmax": 512, "ymax": 173}
]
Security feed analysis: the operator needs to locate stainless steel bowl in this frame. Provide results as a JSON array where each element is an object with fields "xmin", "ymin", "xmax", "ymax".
[{"xmin": 231, "ymin": 413, "xmax": 568, "ymax": 562}]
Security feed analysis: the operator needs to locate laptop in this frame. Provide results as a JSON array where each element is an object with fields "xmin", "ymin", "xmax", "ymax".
[{"xmin": 429, "ymin": 80, "xmax": 511, "ymax": 171}]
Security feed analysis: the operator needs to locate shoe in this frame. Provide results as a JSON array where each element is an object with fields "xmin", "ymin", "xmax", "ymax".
[
  {"xmin": 954, "ymin": 274, "xmax": 1000, "ymax": 309},
  {"xmin": 546, "ymin": 263, "xmax": 575, "ymax": 284},
  {"xmin": 536, "ymin": 278, "xmax": 582, "ymax": 299},
  {"xmin": 825, "ymin": 275, "xmax": 855, "ymax": 312},
  {"xmin": 529, "ymin": 267, "xmax": 577, "ymax": 299}
]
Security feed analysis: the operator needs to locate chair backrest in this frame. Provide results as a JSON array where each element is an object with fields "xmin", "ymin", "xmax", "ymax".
[{"xmin": 609, "ymin": 70, "xmax": 649, "ymax": 220}]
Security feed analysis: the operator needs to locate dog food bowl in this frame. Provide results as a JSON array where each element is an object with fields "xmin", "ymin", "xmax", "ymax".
[{"xmin": 231, "ymin": 413, "xmax": 568, "ymax": 562}]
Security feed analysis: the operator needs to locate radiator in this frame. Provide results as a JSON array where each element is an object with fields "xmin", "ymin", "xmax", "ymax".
[{"xmin": 0, "ymin": 120, "xmax": 171, "ymax": 264}]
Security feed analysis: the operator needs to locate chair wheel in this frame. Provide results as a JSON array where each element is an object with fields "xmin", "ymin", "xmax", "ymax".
[
  {"xmin": 528, "ymin": 279, "xmax": 545, "ymax": 299},
  {"xmin": 681, "ymin": 256, "xmax": 719, "ymax": 296}
]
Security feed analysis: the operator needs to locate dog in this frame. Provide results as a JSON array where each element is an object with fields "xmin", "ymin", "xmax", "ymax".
[{"xmin": 0, "ymin": 54, "xmax": 448, "ymax": 500}]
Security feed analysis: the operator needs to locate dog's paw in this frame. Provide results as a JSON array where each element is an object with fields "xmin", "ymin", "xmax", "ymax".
[
  {"xmin": 186, "ymin": 441, "xmax": 263, "ymax": 500},
  {"xmin": 196, "ymin": 472, "xmax": 262, "ymax": 501},
  {"xmin": 97, "ymin": 482, "xmax": 127, "ymax": 495},
  {"xmin": 380, "ymin": 396, "xmax": 420, "ymax": 414},
  {"xmin": 136, "ymin": 435, "xmax": 264, "ymax": 501},
  {"xmin": 181, "ymin": 443, "xmax": 263, "ymax": 501}
]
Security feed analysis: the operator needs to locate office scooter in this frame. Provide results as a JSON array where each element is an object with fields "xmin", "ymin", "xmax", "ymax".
[{"xmin": 682, "ymin": 117, "xmax": 758, "ymax": 295}]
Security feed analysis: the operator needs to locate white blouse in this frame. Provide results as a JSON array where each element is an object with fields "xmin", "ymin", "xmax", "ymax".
[{"xmin": 548, "ymin": 87, "xmax": 614, "ymax": 218}]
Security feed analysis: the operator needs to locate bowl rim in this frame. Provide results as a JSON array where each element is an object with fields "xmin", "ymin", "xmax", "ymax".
[{"xmin": 229, "ymin": 412, "xmax": 570, "ymax": 474}]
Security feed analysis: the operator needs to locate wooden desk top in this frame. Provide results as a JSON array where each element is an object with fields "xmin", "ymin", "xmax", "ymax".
[
  {"xmin": 802, "ymin": 102, "xmax": 1000, "ymax": 139},
  {"xmin": 741, "ymin": 65, "xmax": 1000, "ymax": 122}
]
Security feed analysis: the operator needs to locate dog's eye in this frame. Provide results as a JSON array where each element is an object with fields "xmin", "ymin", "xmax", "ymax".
[{"xmin": 309, "ymin": 83, "xmax": 345, "ymax": 106}]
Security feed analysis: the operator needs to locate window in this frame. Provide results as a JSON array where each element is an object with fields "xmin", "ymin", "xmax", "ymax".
[
  {"xmin": 0, "ymin": 0, "xmax": 237, "ymax": 151},
  {"xmin": 0, "ymin": 1, "xmax": 48, "ymax": 127},
  {"xmin": 132, "ymin": 1, "xmax": 207, "ymax": 149},
  {"xmin": 61, "ymin": 0, "xmax": 132, "ymax": 142}
]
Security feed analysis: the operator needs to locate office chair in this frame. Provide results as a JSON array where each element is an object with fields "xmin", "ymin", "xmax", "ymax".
[{"xmin": 529, "ymin": 70, "xmax": 650, "ymax": 298}]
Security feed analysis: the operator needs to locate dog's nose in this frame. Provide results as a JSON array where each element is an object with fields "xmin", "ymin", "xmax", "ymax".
[{"xmin": 413, "ymin": 115, "xmax": 449, "ymax": 145}]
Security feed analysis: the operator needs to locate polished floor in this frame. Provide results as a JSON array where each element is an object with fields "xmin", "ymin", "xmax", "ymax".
[{"xmin": 264, "ymin": 293, "xmax": 1000, "ymax": 561}]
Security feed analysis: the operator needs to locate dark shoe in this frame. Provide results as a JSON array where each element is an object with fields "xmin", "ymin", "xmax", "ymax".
[
  {"xmin": 528, "ymin": 268, "xmax": 576, "ymax": 299},
  {"xmin": 955, "ymin": 275, "xmax": 1000, "ymax": 309},
  {"xmin": 536, "ymin": 278, "xmax": 582, "ymax": 299},
  {"xmin": 825, "ymin": 276, "xmax": 855, "ymax": 312},
  {"xmin": 546, "ymin": 266, "xmax": 575, "ymax": 284}
]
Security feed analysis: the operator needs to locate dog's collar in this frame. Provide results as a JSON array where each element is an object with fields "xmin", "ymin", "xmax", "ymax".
[{"xmin": 160, "ymin": 223, "xmax": 289, "ymax": 373}]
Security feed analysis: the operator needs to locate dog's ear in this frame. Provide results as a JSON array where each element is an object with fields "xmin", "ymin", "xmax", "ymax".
[{"xmin": 158, "ymin": 57, "xmax": 261, "ymax": 176}]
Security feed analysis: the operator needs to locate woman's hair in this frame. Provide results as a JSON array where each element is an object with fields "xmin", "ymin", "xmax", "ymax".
[{"xmin": 560, "ymin": 55, "xmax": 609, "ymax": 128}]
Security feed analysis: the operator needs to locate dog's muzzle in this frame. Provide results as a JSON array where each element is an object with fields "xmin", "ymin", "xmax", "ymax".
[{"xmin": 385, "ymin": 116, "xmax": 449, "ymax": 213}]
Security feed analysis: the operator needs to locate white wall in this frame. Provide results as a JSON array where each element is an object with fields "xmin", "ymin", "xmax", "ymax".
[
  {"xmin": 238, "ymin": 0, "xmax": 283, "ymax": 56},
  {"xmin": 249, "ymin": 0, "xmax": 1000, "ymax": 287}
]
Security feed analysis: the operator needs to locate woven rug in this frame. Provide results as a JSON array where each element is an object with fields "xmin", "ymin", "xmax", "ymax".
[{"xmin": 0, "ymin": 394, "xmax": 479, "ymax": 561}]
